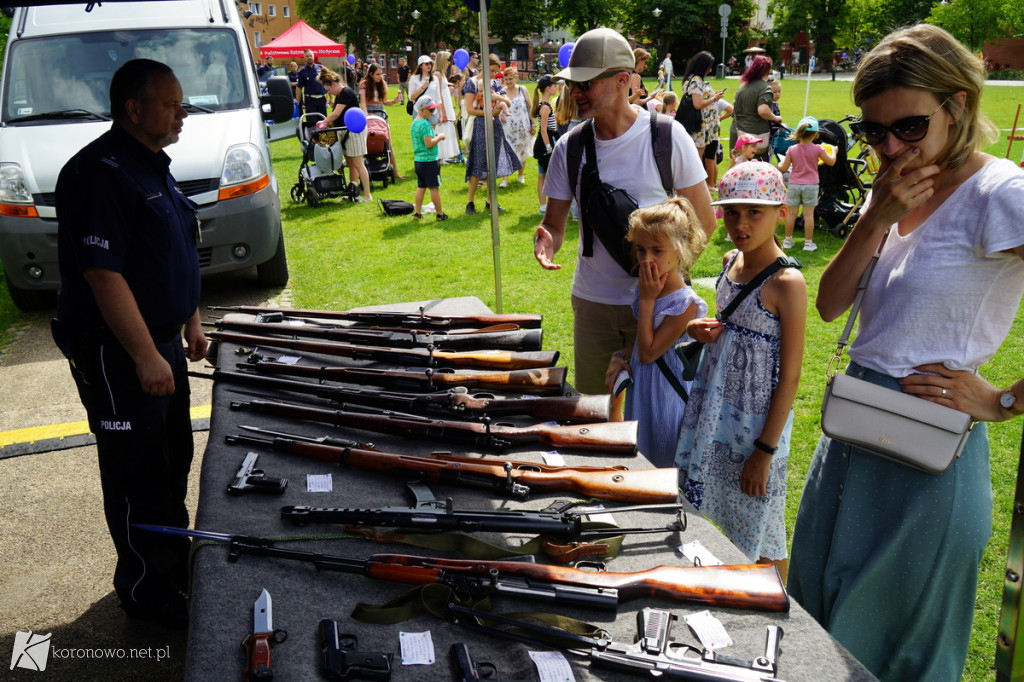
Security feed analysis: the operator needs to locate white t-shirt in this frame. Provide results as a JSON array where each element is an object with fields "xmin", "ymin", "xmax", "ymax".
[
  {"xmin": 545, "ymin": 112, "xmax": 706, "ymax": 305},
  {"xmin": 850, "ymin": 159, "xmax": 1024, "ymax": 376}
]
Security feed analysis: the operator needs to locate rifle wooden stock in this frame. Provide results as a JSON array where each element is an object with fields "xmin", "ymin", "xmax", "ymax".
[
  {"xmin": 210, "ymin": 370, "xmax": 611, "ymax": 423},
  {"xmin": 212, "ymin": 331, "xmax": 558, "ymax": 370},
  {"xmin": 211, "ymin": 319, "xmax": 544, "ymax": 351},
  {"xmin": 208, "ymin": 305, "xmax": 543, "ymax": 329},
  {"xmin": 245, "ymin": 361, "xmax": 568, "ymax": 396},
  {"xmin": 230, "ymin": 398, "xmax": 637, "ymax": 454},
  {"xmin": 366, "ymin": 555, "xmax": 789, "ymax": 613},
  {"xmin": 227, "ymin": 434, "xmax": 676, "ymax": 503}
]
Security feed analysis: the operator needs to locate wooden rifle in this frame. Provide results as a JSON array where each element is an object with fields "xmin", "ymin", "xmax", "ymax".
[
  {"xmin": 204, "ymin": 369, "xmax": 610, "ymax": 424},
  {"xmin": 210, "ymin": 330, "xmax": 559, "ymax": 370},
  {"xmin": 207, "ymin": 317, "xmax": 543, "ymax": 351},
  {"xmin": 207, "ymin": 305, "xmax": 542, "ymax": 330},
  {"xmin": 240, "ymin": 359, "xmax": 567, "ymax": 396},
  {"xmin": 225, "ymin": 427, "xmax": 678, "ymax": 503},
  {"xmin": 229, "ymin": 397, "xmax": 637, "ymax": 454},
  {"xmin": 135, "ymin": 524, "xmax": 791, "ymax": 613}
]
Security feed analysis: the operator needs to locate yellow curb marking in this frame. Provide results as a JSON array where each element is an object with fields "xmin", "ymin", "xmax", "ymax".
[{"xmin": 0, "ymin": 404, "xmax": 212, "ymax": 447}]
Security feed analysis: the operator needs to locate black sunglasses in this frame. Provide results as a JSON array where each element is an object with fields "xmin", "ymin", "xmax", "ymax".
[
  {"xmin": 849, "ymin": 99, "xmax": 949, "ymax": 146},
  {"xmin": 564, "ymin": 70, "xmax": 629, "ymax": 92}
]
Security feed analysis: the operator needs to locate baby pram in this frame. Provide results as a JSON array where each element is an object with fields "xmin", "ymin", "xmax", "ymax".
[
  {"xmin": 794, "ymin": 118, "xmax": 870, "ymax": 238},
  {"xmin": 364, "ymin": 113, "xmax": 395, "ymax": 188},
  {"xmin": 290, "ymin": 113, "xmax": 360, "ymax": 207}
]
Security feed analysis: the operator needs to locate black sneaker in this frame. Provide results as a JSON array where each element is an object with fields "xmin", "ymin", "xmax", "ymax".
[
  {"xmin": 465, "ymin": 202, "xmax": 476, "ymax": 214},
  {"xmin": 485, "ymin": 202, "xmax": 505, "ymax": 212}
]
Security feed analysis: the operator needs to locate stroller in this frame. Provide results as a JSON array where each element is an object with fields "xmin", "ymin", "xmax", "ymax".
[
  {"xmin": 364, "ymin": 113, "xmax": 395, "ymax": 188},
  {"xmin": 794, "ymin": 118, "xmax": 870, "ymax": 238},
  {"xmin": 290, "ymin": 113, "xmax": 360, "ymax": 207}
]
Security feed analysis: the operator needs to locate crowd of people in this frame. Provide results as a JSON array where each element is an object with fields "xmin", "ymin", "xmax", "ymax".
[{"xmin": 57, "ymin": 25, "xmax": 1023, "ymax": 682}]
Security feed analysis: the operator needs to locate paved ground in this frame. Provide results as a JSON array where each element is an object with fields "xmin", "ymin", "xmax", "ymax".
[{"xmin": 0, "ymin": 269, "xmax": 286, "ymax": 680}]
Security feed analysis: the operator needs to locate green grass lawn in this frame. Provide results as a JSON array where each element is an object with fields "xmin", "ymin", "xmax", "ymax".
[{"xmin": 2, "ymin": 76, "xmax": 1023, "ymax": 680}]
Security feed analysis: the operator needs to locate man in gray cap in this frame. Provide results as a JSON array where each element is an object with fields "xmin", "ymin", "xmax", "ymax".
[{"xmin": 533, "ymin": 27, "xmax": 716, "ymax": 395}]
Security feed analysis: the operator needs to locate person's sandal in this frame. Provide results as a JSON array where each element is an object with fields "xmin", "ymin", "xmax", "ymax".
[
  {"xmin": 413, "ymin": 213, "xmax": 423, "ymax": 219},
  {"xmin": 436, "ymin": 213, "xmax": 449, "ymax": 222}
]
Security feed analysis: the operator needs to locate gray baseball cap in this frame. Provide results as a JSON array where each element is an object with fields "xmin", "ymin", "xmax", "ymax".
[{"xmin": 552, "ymin": 28, "xmax": 635, "ymax": 83}]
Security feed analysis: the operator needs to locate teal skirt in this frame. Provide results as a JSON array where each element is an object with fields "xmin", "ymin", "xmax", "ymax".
[{"xmin": 788, "ymin": 361, "xmax": 992, "ymax": 682}]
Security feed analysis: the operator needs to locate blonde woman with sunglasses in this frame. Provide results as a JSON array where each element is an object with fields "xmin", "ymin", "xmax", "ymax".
[{"xmin": 788, "ymin": 24, "xmax": 1024, "ymax": 682}]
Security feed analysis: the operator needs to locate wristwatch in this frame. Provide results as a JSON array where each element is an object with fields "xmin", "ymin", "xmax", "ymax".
[{"xmin": 1000, "ymin": 390, "xmax": 1017, "ymax": 411}]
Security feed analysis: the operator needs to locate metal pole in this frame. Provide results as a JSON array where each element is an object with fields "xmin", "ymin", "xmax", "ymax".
[{"xmin": 477, "ymin": 4, "xmax": 502, "ymax": 313}]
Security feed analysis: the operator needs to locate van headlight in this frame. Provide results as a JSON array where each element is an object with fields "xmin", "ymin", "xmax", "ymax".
[
  {"xmin": 0, "ymin": 163, "xmax": 33, "ymax": 203},
  {"xmin": 220, "ymin": 144, "xmax": 266, "ymax": 187}
]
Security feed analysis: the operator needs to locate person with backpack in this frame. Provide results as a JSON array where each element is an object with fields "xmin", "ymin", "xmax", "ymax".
[{"xmin": 532, "ymin": 27, "xmax": 716, "ymax": 395}]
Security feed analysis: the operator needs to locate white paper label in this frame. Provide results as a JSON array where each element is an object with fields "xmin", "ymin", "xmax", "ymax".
[{"xmin": 399, "ymin": 631, "xmax": 435, "ymax": 665}]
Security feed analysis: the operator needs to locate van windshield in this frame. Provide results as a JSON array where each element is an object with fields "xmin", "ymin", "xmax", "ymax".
[{"xmin": 3, "ymin": 28, "xmax": 251, "ymax": 123}]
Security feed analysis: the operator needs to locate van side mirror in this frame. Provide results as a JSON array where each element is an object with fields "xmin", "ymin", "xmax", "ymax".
[{"xmin": 261, "ymin": 76, "xmax": 294, "ymax": 124}]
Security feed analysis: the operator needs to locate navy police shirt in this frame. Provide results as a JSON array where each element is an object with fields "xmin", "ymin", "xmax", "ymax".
[{"xmin": 55, "ymin": 124, "xmax": 201, "ymax": 332}]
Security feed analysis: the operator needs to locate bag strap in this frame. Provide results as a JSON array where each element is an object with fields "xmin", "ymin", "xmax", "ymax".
[
  {"xmin": 718, "ymin": 256, "xmax": 802, "ymax": 322},
  {"xmin": 649, "ymin": 110, "xmax": 674, "ymax": 196},
  {"xmin": 656, "ymin": 356, "xmax": 689, "ymax": 401},
  {"xmin": 833, "ymin": 229, "xmax": 890, "ymax": 358}
]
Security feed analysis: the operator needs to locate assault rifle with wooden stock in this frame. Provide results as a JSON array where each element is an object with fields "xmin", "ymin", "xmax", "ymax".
[
  {"xmin": 208, "ymin": 317, "xmax": 544, "ymax": 352},
  {"xmin": 225, "ymin": 427, "xmax": 678, "ymax": 503},
  {"xmin": 228, "ymin": 397, "xmax": 637, "ymax": 454},
  {"xmin": 281, "ymin": 482, "xmax": 684, "ymax": 543},
  {"xmin": 207, "ymin": 305, "xmax": 542, "ymax": 330},
  {"xmin": 211, "ymin": 330, "xmax": 559, "ymax": 371},
  {"xmin": 205, "ymin": 370, "xmax": 610, "ymax": 423},
  {"xmin": 240, "ymin": 358, "xmax": 567, "ymax": 395},
  {"xmin": 134, "ymin": 524, "xmax": 791, "ymax": 613}
]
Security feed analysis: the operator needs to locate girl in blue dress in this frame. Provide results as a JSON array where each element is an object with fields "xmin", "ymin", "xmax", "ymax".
[
  {"xmin": 675, "ymin": 162, "xmax": 807, "ymax": 580},
  {"xmin": 604, "ymin": 198, "xmax": 707, "ymax": 467}
]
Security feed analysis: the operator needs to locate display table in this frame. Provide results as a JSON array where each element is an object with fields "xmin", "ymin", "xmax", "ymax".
[{"xmin": 183, "ymin": 297, "xmax": 876, "ymax": 681}]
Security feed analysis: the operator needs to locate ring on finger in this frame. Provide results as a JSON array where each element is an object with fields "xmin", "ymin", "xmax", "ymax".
[{"xmin": 941, "ymin": 388, "xmax": 947, "ymax": 397}]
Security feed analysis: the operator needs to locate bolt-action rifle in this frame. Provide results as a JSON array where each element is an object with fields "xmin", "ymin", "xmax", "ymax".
[
  {"xmin": 228, "ymin": 397, "xmax": 637, "ymax": 454},
  {"xmin": 280, "ymin": 482, "xmax": 685, "ymax": 543},
  {"xmin": 134, "ymin": 524, "xmax": 790, "ymax": 613},
  {"xmin": 240, "ymin": 359, "xmax": 567, "ymax": 396},
  {"xmin": 447, "ymin": 603, "xmax": 786, "ymax": 681},
  {"xmin": 208, "ymin": 316, "xmax": 543, "ymax": 351},
  {"xmin": 206, "ymin": 370, "xmax": 610, "ymax": 424},
  {"xmin": 225, "ymin": 427, "xmax": 679, "ymax": 503},
  {"xmin": 210, "ymin": 330, "xmax": 559, "ymax": 371},
  {"xmin": 207, "ymin": 305, "xmax": 543, "ymax": 330}
]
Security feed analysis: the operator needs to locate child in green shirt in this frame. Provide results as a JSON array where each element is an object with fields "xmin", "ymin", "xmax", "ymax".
[{"xmin": 411, "ymin": 96, "xmax": 448, "ymax": 221}]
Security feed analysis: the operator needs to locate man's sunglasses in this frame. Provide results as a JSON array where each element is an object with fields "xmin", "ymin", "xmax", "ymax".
[
  {"xmin": 564, "ymin": 70, "xmax": 629, "ymax": 92},
  {"xmin": 849, "ymin": 99, "xmax": 949, "ymax": 146}
]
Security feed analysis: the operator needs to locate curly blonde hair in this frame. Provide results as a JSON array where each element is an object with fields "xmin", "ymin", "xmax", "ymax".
[{"xmin": 626, "ymin": 197, "xmax": 707, "ymax": 274}]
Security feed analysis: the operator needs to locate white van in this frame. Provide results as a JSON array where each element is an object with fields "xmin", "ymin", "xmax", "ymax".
[{"xmin": 0, "ymin": 0, "xmax": 295, "ymax": 310}]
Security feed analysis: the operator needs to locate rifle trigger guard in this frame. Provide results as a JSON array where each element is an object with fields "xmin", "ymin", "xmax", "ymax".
[{"xmin": 572, "ymin": 560, "xmax": 607, "ymax": 573}]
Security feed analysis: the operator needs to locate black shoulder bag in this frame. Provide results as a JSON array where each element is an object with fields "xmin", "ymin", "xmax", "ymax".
[
  {"xmin": 676, "ymin": 77, "xmax": 703, "ymax": 135},
  {"xmin": 664, "ymin": 256, "xmax": 802, "ymax": 399}
]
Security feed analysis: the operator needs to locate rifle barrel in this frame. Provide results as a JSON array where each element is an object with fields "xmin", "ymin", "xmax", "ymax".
[{"xmin": 207, "ymin": 305, "xmax": 542, "ymax": 329}]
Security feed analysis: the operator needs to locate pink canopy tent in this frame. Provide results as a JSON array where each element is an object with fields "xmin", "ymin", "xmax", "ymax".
[{"xmin": 259, "ymin": 20, "xmax": 346, "ymax": 60}]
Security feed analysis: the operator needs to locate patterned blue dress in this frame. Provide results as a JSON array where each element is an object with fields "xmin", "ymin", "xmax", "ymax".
[
  {"xmin": 674, "ymin": 254, "xmax": 791, "ymax": 561},
  {"xmin": 624, "ymin": 286, "xmax": 707, "ymax": 467}
]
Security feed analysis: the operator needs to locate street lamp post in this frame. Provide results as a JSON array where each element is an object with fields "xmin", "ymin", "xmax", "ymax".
[{"xmin": 652, "ymin": 8, "xmax": 662, "ymax": 62}]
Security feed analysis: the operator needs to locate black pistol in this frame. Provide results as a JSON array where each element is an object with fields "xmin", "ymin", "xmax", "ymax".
[
  {"xmin": 449, "ymin": 643, "xmax": 535, "ymax": 682},
  {"xmin": 319, "ymin": 619, "xmax": 393, "ymax": 681},
  {"xmin": 227, "ymin": 452, "xmax": 287, "ymax": 495}
]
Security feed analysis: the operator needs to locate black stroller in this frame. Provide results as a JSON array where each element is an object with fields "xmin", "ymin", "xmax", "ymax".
[
  {"xmin": 794, "ymin": 118, "xmax": 870, "ymax": 238},
  {"xmin": 289, "ymin": 113, "xmax": 360, "ymax": 207}
]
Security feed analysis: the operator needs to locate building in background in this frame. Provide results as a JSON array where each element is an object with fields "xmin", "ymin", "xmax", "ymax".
[{"xmin": 238, "ymin": 1, "xmax": 299, "ymax": 59}]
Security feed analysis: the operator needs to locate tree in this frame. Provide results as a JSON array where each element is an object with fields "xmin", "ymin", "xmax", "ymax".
[
  {"xmin": 487, "ymin": 0, "xmax": 547, "ymax": 59},
  {"xmin": 768, "ymin": 0, "xmax": 849, "ymax": 70},
  {"xmin": 926, "ymin": 0, "xmax": 1008, "ymax": 53},
  {"xmin": 544, "ymin": 0, "xmax": 623, "ymax": 37}
]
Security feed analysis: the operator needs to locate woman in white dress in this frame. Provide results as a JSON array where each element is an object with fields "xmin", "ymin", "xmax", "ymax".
[
  {"xmin": 432, "ymin": 51, "xmax": 461, "ymax": 162},
  {"xmin": 499, "ymin": 65, "xmax": 533, "ymax": 186},
  {"xmin": 408, "ymin": 55, "xmax": 442, "ymax": 115}
]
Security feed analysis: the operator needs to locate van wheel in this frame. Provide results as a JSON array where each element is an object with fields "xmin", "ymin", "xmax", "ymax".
[
  {"xmin": 256, "ymin": 231, "xmax": 289, "ymax": 287},
  {"xmin": 5, "ymin": 274, "xmax": 57, "ymax": 312}
]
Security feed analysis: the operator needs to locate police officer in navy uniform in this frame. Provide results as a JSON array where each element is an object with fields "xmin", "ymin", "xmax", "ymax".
[
  {"xmin": 52, "ymin": 58, "xmax": 207, "ymax": 628},
  {"xmin": 296, "ymin": 48, "xmax": 326, "ymax": 120}
]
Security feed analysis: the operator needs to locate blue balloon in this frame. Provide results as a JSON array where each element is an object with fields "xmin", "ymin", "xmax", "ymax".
[
  {"xmin": 347, "ymin": 54, "xmax": 356, "ymax": 65},
  {"xmin": 558, "ymin": 43, "xmax": 574, "ymax": 68},
  {"xmin": 343, "ymin": 107, "xmax": 366, "ymax": 133},
  {"xmin": 453, "ymin": 48, "xmax": 470, "ymax": 70}
]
